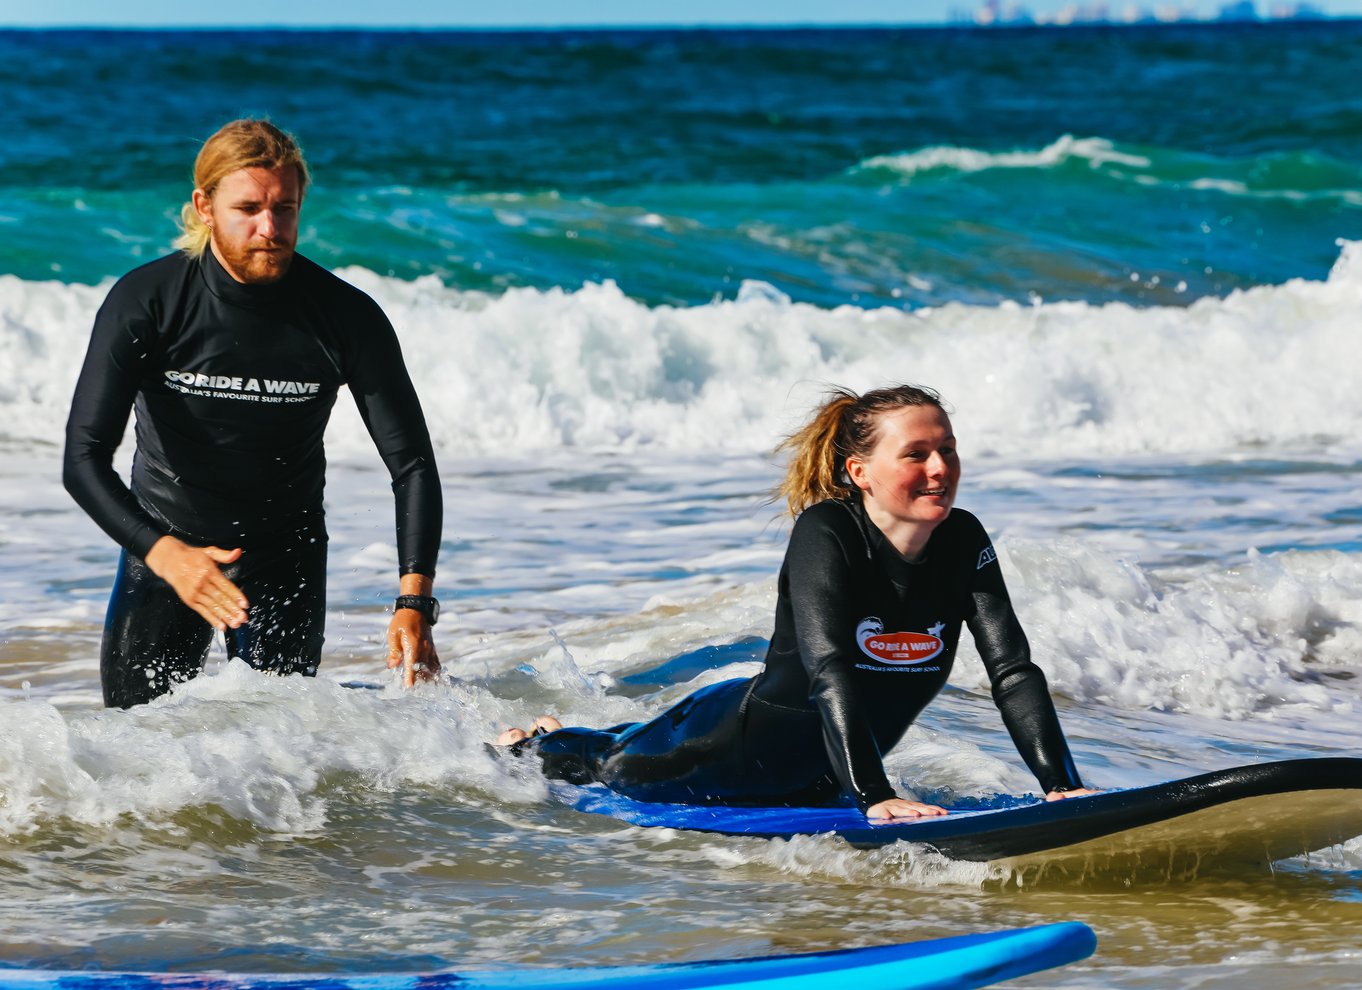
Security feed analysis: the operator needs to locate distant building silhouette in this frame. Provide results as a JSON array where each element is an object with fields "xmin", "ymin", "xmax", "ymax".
[{"xmin": 951, "ymin": 0, "xmax": 1333, "ymax": 24}]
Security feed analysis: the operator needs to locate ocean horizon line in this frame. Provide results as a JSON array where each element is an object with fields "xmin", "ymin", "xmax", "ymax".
[{"xmin": 4, "ymin": 16, "xmax": 1360, "ymax": 33}]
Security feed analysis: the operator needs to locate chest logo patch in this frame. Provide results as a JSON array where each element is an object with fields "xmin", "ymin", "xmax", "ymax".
[
  {"xmin": 163, "ymin": 369, "xmax": 323, "ymax": 405},
  {"xmin": 855, "ymin": 616, "xmax": 945, "ymax": 665}
]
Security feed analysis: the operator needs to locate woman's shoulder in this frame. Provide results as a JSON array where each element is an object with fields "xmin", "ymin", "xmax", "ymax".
[
  {"xmin": 789, "ymin": 498, "xmax": 868, "ymax": 556},
  {"xmin": 795, "ymin": 497, "xmax": 864, "ymax": 531},
  {"xmin": 932, "ymin": 507, "xmax": 995, "ymax": 561},
  {"xmin": 943, "ymin": 506, "xmax": 986, "ymax": 535}
]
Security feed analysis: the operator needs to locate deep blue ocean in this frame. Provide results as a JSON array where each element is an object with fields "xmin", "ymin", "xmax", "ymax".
[
  {"xmin": 4, "ymin": 22, "xmax": 1362, "ymax": 990},
  {"xmin": 4, "ymin": 23, "xmax": 1360, "ymax": 307}
]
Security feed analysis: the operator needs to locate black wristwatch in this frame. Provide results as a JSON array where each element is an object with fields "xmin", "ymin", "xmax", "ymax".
[{"xmin": 394, "ymin": 595, "xmax": 440, "ymax": 626}]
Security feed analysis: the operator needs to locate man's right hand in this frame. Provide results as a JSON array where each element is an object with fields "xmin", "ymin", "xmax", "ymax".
[{"xmin": 144, "ymin": 535, "xmax": 249, "ymax": 631}]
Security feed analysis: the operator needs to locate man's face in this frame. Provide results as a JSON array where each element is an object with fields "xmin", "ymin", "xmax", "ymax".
[{"xmin": 193, "ymin": 166, "xmax": 301, "ymax": 284}]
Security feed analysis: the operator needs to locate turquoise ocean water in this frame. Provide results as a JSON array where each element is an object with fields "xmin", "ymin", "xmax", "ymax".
[{"xmin": 3, "ymin": 22, "xmax": 1362, "ymax": 988}]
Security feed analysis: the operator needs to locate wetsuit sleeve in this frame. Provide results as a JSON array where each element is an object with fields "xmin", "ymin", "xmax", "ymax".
[
  {"xmin": 966, "ymin": 538, "xmax": 1084, "ymax": 794},
  {"xmin": 785, "ymin": 509, "xmax": 898, "ymax": 811},
  {"xmin": 343, "ymin": 300, "xmax": 442, "ymax": 577},
  {"xmin": 62, "ymin": 286, "xmax": 167, "ymax": 559}
]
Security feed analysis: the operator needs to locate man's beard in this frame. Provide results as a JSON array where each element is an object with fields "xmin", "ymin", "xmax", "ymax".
[{"xmin": 215, "ymin": 238, "xmax": 295, "ymax": 284}]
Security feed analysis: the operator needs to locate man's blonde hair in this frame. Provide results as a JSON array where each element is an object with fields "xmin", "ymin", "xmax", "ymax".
[{"xmin": 174, "ymin": 118, "xmax": 311, "ymax": 258}]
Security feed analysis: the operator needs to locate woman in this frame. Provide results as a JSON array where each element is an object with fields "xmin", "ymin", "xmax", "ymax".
[{"xmin": 502, "ymin": 385, "xmax": 1095, "ymax": 820}]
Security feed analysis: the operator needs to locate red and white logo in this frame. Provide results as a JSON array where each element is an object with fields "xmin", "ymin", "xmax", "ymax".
[{"xmin": 855, "ymin": 617, "xmax": 945, "ymax": 665}]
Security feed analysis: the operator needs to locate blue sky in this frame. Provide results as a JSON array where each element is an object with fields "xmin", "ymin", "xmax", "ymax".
[{"xmin": 4, "ymin": 0, "xmax": 1362, "ymax": 25}]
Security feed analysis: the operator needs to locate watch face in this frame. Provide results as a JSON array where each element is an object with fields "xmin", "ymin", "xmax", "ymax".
[{"xmin": 428, "ymin": 598, "xmax": 440, "ymax": 624}]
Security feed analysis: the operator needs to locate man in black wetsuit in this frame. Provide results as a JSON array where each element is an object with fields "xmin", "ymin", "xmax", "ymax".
[{"xmin": 64, "ymin": 118, "xmax": 443, "ymax": 708}]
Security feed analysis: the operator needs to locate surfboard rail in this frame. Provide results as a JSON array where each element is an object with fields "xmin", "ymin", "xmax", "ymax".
[
  {"xmin": 0, "ymin": 922, "xmax": 1097, "ymax": 990},
  {"xmin": 560, "ymin": 757, "xmax": 1362, "ymax": 874}
]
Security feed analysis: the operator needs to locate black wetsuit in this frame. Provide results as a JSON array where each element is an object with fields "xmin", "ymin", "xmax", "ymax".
[
  {"xmin": 528, "ymin": 499, "xmax": 1082, "ymax": 811},
  {"xmin": 64, "ymin": 249, "xmax": 441, "ymax": 707}
]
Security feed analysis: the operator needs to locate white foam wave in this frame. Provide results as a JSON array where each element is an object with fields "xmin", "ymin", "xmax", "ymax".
[
  {"xmin": 953, "ymin": 541, "xmax": 1362, "ymax": 720},
  {"xmin": 0, "ymin": 275, "xmax": 111, "ymax": 443},
  {"xmin": 854, "ymin": 136, "xmax": 1362, "ymax": 205},
  {"xmin": 854, "ymin": 134, "xmax": 1152, "ymax": 177},
  {"xmin": 1182, "ymin": 175, "xmax": 1362, "ymax": 205},
  {"xmin": 3, "ymin": 240, "xmax": 1361, "ymax": 460},
  {"xmin": 742, "ymin": 833, "xmax": 1007, "ymax": 888},
  {"xmin": 0, "ymin": 661, "xmax": 536, "ymax": 836},
  {"xmin": 1188, "ymin": 177, "xmax": 1362, "ymax": 206},
  {"xmin": 471, "ymin": 525, "xmax": 1362, "ymax": 725}
]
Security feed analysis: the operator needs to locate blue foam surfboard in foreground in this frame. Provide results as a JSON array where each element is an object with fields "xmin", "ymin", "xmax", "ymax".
[
  {"xmin": 561, "ymin": 758, "xmax": 1362, "ymax": 876},
  {"xmin": 0, "ymin": 923, "xmax": 1096, "ymax": 990}
]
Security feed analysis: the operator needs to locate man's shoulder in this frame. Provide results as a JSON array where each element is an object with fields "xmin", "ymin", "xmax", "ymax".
[
  {"xmin": 109, "ymin": 252, "xmax": 193, "ymax": 292},
  {"xmin": 100, "ymin": 252, "xmax": 195, "ymax": 313},
  {"xmin": 289, "ymin": 254, "xmax": 384, "ymax": 311}
]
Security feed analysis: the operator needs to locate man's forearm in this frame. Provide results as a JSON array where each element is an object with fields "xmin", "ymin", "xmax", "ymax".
[{"xmin": 399, "ymin": 572, "xmax": 433, "ymax": 597}]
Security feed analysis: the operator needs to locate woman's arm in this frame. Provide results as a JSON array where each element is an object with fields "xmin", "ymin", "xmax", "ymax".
[
  {"xmin": 785, "ymin": 507, "xmax": 900, "ymax": 812},
  {"xmin": 968, "ymin": 583, "xmax": 1085, "ymax": 795}
]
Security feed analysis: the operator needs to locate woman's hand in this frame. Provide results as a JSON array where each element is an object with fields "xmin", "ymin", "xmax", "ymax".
[
  {"xmin": 1045, "ymin": 787, "xmax": 1102, "ymax": 801},
  {"xmin": 144, "ymin": 535, "xmax": 248, "ymax": 631},
  {"xmin": 865, "ymin": 797, "xmax": 949, "ymax": 821}
]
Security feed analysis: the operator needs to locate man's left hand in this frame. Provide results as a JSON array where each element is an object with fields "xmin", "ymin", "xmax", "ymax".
[{"xmin": 387, "ymin": 609, "xmax": 440, "ymax": 687}]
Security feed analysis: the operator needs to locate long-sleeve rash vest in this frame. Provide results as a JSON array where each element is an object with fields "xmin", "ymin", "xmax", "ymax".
[
  {"xmin": 746, "ymin": 498, "xmax": 1082, "ymax": 809},
  {"xmin": 63, "ymin": 249, "xmax": 441, "ymax": 574},
  {"xmin": 528, "ymin": 498, "xmax": 1082, "ymax": 811}
]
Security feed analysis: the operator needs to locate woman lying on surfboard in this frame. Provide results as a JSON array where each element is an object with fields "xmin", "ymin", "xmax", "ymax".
[{"xmin": 500, "ymin": 384, "xmax": 1098, "ymax": 821}]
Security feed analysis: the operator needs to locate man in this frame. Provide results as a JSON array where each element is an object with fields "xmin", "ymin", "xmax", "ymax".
[{"xmin": 64, "ymin": 118, "xmax": 443, "ymax": 708}]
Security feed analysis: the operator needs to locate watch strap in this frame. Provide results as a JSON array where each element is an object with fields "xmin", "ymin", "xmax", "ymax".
[{"xmin": 394, "ymin": 594, "xmax": 439, "ymax": 625}]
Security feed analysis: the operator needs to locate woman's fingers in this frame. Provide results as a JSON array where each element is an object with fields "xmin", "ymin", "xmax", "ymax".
[
  {"xmin": 1045, "ymin": 787, "xmax": 1102, "ymax": 802},
  {"xmin": 866, "ymin": 798, "xmax": 949, "ymax": 820}
]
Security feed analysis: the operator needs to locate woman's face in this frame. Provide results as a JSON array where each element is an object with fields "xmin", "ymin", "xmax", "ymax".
[{"xmin": 847, "ymin": 404, "xmax": 960, "ymax": 529}]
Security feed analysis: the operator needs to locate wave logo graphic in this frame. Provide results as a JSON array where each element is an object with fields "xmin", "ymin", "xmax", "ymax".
[{"xmin": 855, "ymin": 617, "xmax": 945, "ymax": 665}]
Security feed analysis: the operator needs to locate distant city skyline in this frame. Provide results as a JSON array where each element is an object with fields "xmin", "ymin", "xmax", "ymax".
[
  {"xmin": 4, "ymin": 0, "xmax": 1362, "ymax": 25},
  {"xmin": 956, "ymin": 0, "xmax": 1335, "ymax": 24}
]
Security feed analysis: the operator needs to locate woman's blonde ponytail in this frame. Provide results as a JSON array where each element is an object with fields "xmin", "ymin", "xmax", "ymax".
[{"xmin": 774, "ymin": 384, "xmax": 946, "ymax": 517}]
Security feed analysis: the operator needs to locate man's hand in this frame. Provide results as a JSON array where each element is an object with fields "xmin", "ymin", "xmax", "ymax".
[
  {"xmin": 386, "ymin": 610, "xmax": 440, "ymax": 687},
  {"xmin": 386, "ymin": 573, "xmax": 440, "ymax": 687},
  {"xmin": 144, "ymin": 535, "xmax": 248, "ymax": 631}
]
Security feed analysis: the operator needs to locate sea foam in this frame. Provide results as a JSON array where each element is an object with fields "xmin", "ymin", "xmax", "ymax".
[
  {"xmin": 3, "ymin": 240, "xmax": 1360, "ymax": 461},
  {"xmin": 855, "ymin": 134, "xmax": 1152, "ymax": 177},
  {"xmin": 0, "ymin": 660, "xmax": 534, "ymax": 836}
]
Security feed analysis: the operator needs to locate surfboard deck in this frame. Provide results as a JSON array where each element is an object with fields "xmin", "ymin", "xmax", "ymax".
[
  {"xmin": 0, "ymin": 922, "xmax": 1096, "ymax": 990},
  {"xmin": 560, "ymin": 758, "xmax": 1362, "ymax": 876}
]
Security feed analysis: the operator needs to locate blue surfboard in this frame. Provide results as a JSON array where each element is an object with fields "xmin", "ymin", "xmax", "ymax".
[
  {"xmin": 0, "ymin": 923, "xmax": 1095, "ymax": 990},
  {"xmin": 560, "ymin": 758, "xmax": 1362, "ymax": 876}
]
